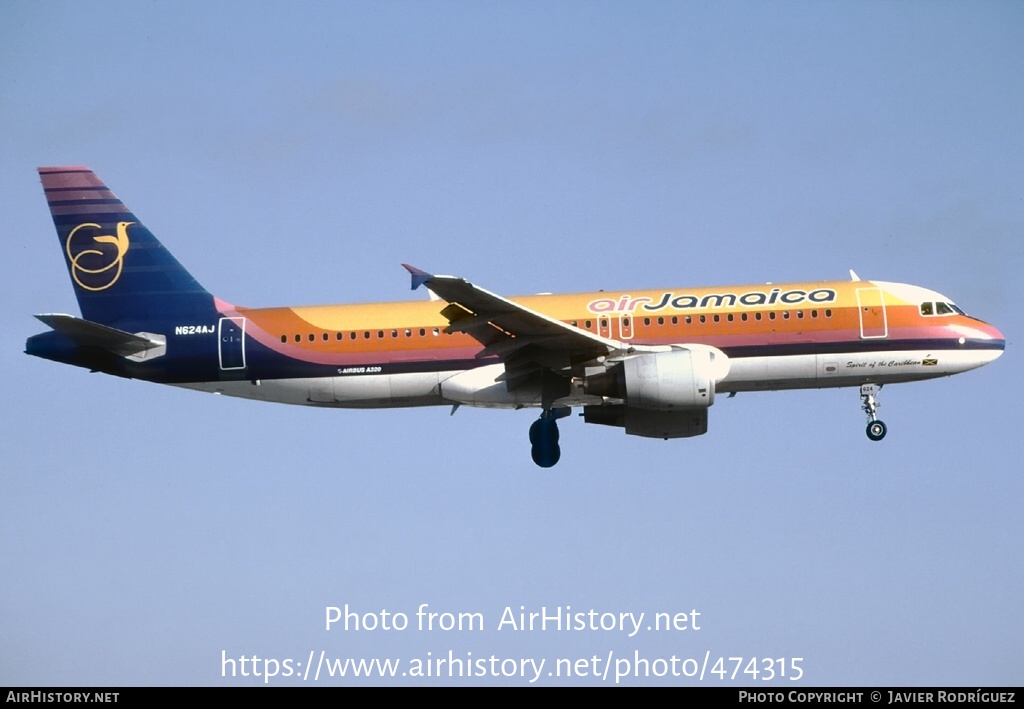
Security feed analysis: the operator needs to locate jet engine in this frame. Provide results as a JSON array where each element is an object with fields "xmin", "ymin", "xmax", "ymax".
[{"xmin": 582, "ymin": 346, "xmax": 729, "ymax": 439}]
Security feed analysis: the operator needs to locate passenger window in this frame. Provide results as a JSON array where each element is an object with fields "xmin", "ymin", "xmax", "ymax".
[
  {"xmin": 671, "ymin": 316, "xmax": 678, "ymax": 325},
  {"xmin": 322, "ymin": 333, "xmax": 329, "ymax": 341},
  {"xmin": 281, "ymin": 335, "xmax": 287, "ymax": 343},
  {"xmin": 294, "ymin": 334, "xmax": 301, "ymax": 343},
  {"xmin": 644, "ymin": 317, "xmax": 651, "ymax": 326},
  {"xmin": 308, "ymin": 334, "xmax": 315, "ymax": 342}
]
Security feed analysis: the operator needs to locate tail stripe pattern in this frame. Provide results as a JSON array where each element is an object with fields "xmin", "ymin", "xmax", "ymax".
[{"xmin": 39, "ymin": 167, "xmax": 212, "ymax": 326}]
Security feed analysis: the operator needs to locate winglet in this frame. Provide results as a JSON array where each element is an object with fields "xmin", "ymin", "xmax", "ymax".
[{"xmin": 402, "ymin": 264, "xmax": 432, "ymax": 291}]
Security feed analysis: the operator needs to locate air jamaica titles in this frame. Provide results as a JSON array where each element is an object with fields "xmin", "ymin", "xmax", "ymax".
[{"xmin": 587, "ymin": 287, "xmax": 837, "ymax": 314}]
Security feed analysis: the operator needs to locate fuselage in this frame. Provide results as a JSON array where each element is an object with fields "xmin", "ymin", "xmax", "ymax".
[{"xmin": 148, "ymin": 277, "xmax": 1003, "ymax": 409}]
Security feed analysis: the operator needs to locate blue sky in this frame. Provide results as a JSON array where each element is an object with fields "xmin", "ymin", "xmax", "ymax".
[{"xmin": 1, "ymin": 1, "xmax": 1021, "ymax": 686}]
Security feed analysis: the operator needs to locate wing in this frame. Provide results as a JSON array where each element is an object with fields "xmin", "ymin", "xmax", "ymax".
[{"xmin": 403, "ymin": 265, "xmax": 628, "ymax": 399}]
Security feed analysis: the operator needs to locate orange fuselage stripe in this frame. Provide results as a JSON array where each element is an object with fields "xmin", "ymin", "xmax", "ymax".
[{"xmin": 232, "ymin": 280, "xmax": 939, "ymax": 359}]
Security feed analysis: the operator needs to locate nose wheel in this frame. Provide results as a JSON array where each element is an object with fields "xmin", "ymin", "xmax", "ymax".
[
  {"xmin": 866, "ymin": 419, "xmax": 887, "ymax": 441},
  {"xmin": 529, "ymin": 407, "xmax": 570, "ymax": 468},
  {"xmin": 860, "ymin": 384, "xmax": 887, "ymax": 441}
]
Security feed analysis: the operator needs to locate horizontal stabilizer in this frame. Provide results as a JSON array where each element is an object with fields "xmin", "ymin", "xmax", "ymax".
[{"xmin": 34, "ymin": 314, "xmax": 166, "ymax": 360}]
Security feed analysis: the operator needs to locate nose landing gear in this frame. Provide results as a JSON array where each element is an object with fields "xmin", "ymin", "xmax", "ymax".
[
  {"xmin": 529, "ymin": 407, "xmax": 571, "ymax": 468},
  {"xmin": 860, "ymin": 384, "xmax": 887, "ymax": 441}
]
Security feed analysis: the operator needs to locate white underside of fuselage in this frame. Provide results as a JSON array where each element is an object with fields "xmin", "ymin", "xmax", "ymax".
[{"xmin": 171, "ymin": 348, "xmax": 1000, "ymax": 410}]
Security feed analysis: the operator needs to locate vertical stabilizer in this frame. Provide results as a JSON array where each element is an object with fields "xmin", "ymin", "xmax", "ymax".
[{"xmin": 38, "ymin": 166, "xmax": 213, "ymax": 326}]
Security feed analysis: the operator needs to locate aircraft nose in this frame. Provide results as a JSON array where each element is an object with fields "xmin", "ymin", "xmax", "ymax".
[
  {"xmin": 993, "ymin": 325, "xmax": 1006, "ymax": 354},
  {"xmin": 954, "ymin": 318, "xmax": 1005, "ymax": 363},
  {"xmin": 978, "ymin": 320, "xmax": 1006, "ymax": 356}
]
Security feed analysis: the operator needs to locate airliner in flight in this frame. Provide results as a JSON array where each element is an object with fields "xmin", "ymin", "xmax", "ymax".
[{"xmin": 27, "ymin": 166, "xmax": 1005, "ymax": 467}]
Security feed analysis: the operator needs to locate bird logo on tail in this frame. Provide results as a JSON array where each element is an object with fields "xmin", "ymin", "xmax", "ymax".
[{"xmin": 65, "ymin": 221, "xmax": 133, "ymax": 291}]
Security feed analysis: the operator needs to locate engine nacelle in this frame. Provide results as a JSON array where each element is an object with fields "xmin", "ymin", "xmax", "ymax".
[
  {"xmin": 583, "ymin": 405, "xmax": 708, "ymax": 439},
  {"xmin": 584, "ymin": 348, "xmax": 722, "ymax": 410}
]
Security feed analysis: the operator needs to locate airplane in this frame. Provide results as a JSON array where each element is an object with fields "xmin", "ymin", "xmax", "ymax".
[{"xmin": 26, "ymin": 166, "xmax": 1005, "ymax": 467}]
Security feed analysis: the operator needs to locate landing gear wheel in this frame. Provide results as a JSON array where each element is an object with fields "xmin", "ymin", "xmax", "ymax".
[
  {"xmin": 529, "ymin": 413, "xmax": 563, "ymax": 468},
  {"xmin": 529, "ymin": 418, "xmax": 559, "ymax": 446},
  {"xmin": 866, "ymin": 420, "xmax": 887, "ymax": 441},
  {"xmin": 531, "ymin": 441, "xmax": 561, "ymax": 468},
  {"xmin": 532, "ymin": 411, "xmax": 573, "ymax": 467}
]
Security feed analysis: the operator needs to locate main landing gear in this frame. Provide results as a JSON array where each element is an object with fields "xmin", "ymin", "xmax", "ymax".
[
  {"xmin": 529, "ymin": 407, "xmax": 571, "ymax": 468},
  {"xmin": 860, "ymin": 384, "xmax": 887, "ymax": 441}
]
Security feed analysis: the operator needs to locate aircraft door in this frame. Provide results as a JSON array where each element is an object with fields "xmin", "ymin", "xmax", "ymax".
[
  {"xmin": 218, "ymin": 317, "xmax": 247, "ymax": 370},
  {"xmin": 618, "ymin": 313, "xmax": 634, "ymax": 340},
  {"xmin": 856, "ymin": 288, "xmax": 888, "ymax": 339}
]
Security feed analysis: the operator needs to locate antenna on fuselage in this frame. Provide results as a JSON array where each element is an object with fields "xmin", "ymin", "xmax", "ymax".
[{"xmin": 849, "ymin": 269, "xmax": 861, "ymax": 281}]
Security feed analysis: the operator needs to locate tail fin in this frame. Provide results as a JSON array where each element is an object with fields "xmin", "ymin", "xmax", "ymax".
[{"xmin": 38, "ymin": 166, "xmax": 213, "ymax": 326}]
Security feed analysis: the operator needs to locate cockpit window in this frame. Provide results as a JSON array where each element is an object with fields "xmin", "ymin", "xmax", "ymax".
[{"xmin": 920, "ymin": 301, "xmax": 964, "ymax": 317}]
